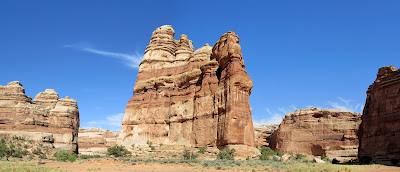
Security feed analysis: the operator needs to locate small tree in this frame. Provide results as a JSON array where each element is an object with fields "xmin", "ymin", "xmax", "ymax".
[
  {"xmin": 260, "ymin": 147, "xmax": 277, "ymax": 160},
  {"xmin": 107, "ymin": 145, "xmax": 131, "ymax": 157},
  {"xmin": 217, "ymin": 148, "xmax": 235, "ymax": 160}
]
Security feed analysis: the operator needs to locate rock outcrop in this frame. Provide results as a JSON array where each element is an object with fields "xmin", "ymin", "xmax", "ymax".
[
  {"xmin": 270, "ymin": 107, "xmax": 361, "ymax": 161},
  {"xmin": 358, "ymin": 66, "xmax": 400, "ymax": 165},
  {"xmin": 254, "ymin": 125, "xmax": 278, "ymax": 148},
  {"xmin": 118, "ymin": 25, "xmax": 255, "ymax": 156},
  {"xmin": 0, "ymin": 81, "xmax": 79, "ymax": 153},
  {"xmin": 78, "ymin": 128, "xmax": 119, "ymax": 155}
]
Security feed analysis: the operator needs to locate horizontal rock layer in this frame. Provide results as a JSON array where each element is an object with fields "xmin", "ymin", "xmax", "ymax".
[
  {"xmin": 117, "ymin": 25, "xmax": 255, "ymax": 156},
  {"xmin": 0, "ymin": 81, "xmax": 79, "ymax": 153},
  {"xmin": 254, "ymin": 125, "xmax": 278, "ymax": 148},
  {"xmin": 78, "ymin": 128, "xmax": 119, "ymax": 155},
  {"xmin": 358, "ymin": 66, "xmax": 400, "ymax": 165},
  {"xmin": 270, "ymin": 107, "xmax": 361, "ymax": 161}
]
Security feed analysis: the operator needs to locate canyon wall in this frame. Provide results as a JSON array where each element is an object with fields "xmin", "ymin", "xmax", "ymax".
[
  {"xmin": 358, "ymin": 66, "xmax": 400, "ymax": 165},
  {"xmin": 117, "ymin": 25, "xmax": 255, "ymax": 156},
  {"xmin": 270, "ymin": 107, "xmax": 361, "ymax": 161},
  {"xmin": 254, "ymin": 125, "xmax": 278, "ymax": 148},
  {"xmin": 0, "ymin": 81, "xmax": 79, "ymax": 153},
  {"xmin": 79, "ymin": 128, "xmax": 119, "ymax": 155}
]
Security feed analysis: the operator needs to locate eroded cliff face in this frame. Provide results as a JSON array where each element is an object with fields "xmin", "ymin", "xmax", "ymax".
[
  {"xmin": 254, "ymin": 125, "xmax": 278, "ymax": 148},
  {"xmin": 358, "ymin": 66, "xmax": 400, "ymax": 165},
  {"xmin": 118, "ymin": 25, "xmax": 255, "ymax": 155},
  {"xmin": 79, "ymin": 128, "xmax": 119, "ymax": 155},
  {"xmin": 270, "ymin": 107, "xmax": 361, "ymax": 162},
  {"xmin": 0, "ymin": 81, "xmax": 79, "ymax": 153}
]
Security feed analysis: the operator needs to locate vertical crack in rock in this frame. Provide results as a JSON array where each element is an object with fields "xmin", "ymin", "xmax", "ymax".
[{"xmin": 117, "ymin": 25, "xmax": 256, "ymax": 156}]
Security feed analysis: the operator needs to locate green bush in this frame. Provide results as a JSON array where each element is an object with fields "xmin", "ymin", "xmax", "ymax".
[
  {"xmin": 296, "ymin": 153, "xmax": 306, "ymax": 160},
  {"xmin": 79, "ymin": 154, "xmax": 101, "ymax": 159},
  {"xmin": 0, "ymin": 138, "xmax": 5, "ymax": 145},
  {"xmin": 54, "ymin": 150, "xmax": 76, "ymax": 162},
  {"xmin": 321, "ymin": 154, "xmax": 331, "ymax": 162},
  {"xmin": 260, "ymin": 146, "xmax": 277, "ymax": 160},
  {"xmin": 32, "ymin": 148, "xmax": 43, "ymax": 155},
  {"xmin": 0, "ymin": 144, "xmax": 8, "ymax": 159},
  {"xmin": 183, "ymin": 150, "xmax": 198, "ymax": 160},
  {"xmin": 107, "ymin": 145, "xmax": 131, "ymax": 157},
  {"xmin": 198, "ymin": 147, "xmax": 207, "ymax": 154},
  {"xmin": 146, "ymin": 141, "xmax": 155, "ymax": 150},
  {"xmin": 277, "ymin": 150, "xmax": 284, "ymax": 157},
  {"xmin": 217, "ymin": 147, "xmax": 235, "ymax": 160}
]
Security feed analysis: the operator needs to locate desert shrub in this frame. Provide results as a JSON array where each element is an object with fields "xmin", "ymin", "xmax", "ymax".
[
  {"xmin": 146, "ymin": 141, "xmax": 155, "ymax": 150},
  {"xmin": 23, "ymin": 144, "xmax": 28, "ymax": 149},
  {"xmin": 32, "ymin": 148, "xmax": 43, "ymax": 155},
  {"xmin": 198, "ymin": 146, "xmax": 207, "ymax": 154},
  {"xmin": 39, "ymin": 154, "xmax": 47, "ymax": 159},
  {"xmin": 0, "ymin": 138, "xmax": 5, "ymax": 145},
  {"xmin": 160, "ymin": 143, "xmax": 163, "ymax": 147},
  {"xmin": 183, "ymin": 149, "xmax": 198, "ymax": 160},
  {"xmin": 217, "ymin": 147, "xmax": 235, "ymax": 160},
  {"xmin": 0, "ymin": 144, "xmax": 8, "ymax": 159},
  {"xmin": 277, "ymin": 150, "xmax": 284, "ymax": 157},
  {"xmin": 54, "ymin": 150, "xmax": 76, "ymax": 162},
  {"xmin": 321, "ymin": 154, "xmax": 331, "ymax": 162},
  {"xmin": 359, "ymin": 156, "xmax": 373, "ymax": 164},
  {"xmin": 260, "ymin": 146, "xmax": 277, "ymax": 160},
  {"xmin": 79, "ymin": 154, "xmax": 101, "ymax": 159},
  {"xmin": 107, "ymin": 145, "xmax": 131, "ymax": 157},
  {"xmin": 296, "ymin": 153, "xmax": 306, "ymax": 160}
]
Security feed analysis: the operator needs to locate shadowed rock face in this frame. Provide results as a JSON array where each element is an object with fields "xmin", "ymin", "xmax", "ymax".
[
  {"xmin": 118, "ymin": 25, "xmax": 255, "ymax": 156},
  {"xmin": 270, "ymin": 107, "xmax": 361, "ymax": 162},
  {"xmin": 0, "ymin": 81, "xmax": 79, "ymax": 153},
  {"xmin": 358, "ymin": 66, "xmax": 400, "ymax": 165}
]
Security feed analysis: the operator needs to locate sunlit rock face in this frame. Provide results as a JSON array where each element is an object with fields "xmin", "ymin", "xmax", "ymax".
[
  {"xmin": 270, "ymin": 107, "xmax": 361, "ymax": 162},
  {"xmin": 117, "ymin": 25, "xmax": 256, "ymax": 156},
  {"xmin": 78, "ymin": 128, "xmax": 119, "ymax": 155},
  {"xmin": 358, "ymin": 66, "xmax": 400, "ymax": 165},
  {"xmin": 254, "ymin": 125, "xmax": 278, "ymax": 148},
  {"xmin": 0, "ymin": 81, "xmax": 79, "ymax": 153}
]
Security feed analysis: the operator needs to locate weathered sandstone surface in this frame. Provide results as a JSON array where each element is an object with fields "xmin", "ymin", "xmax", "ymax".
[
  {"xmin": 118, "ymin": 25, "xmax": 255, "ymax": 156},
  {"xmin": 358, "ymin": 66, "xmax": 400, "ymax": 165},
  {"xmin": 270, "ymin": 107, "xmax": 361, "ymax": 161},
  {"xmin": 0, "ymin": 81, "xmax": 79, "ymax": 153},
  {"xmin": 254, "ymin": 125, "xmax": 278, "ymax": 148},
  {"xmin": 79, "ymin": 128, "xmax": 119, "ymax": 155}
]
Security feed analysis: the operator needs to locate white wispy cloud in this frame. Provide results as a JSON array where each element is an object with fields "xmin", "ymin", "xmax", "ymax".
[
  {"xmin": 82, "ymin": 113, "xmax": 124, "ymax": 131},
  {"xmin": 64, "ymin": 42, "xmax": 143, "ymax": 69},
  {"xmin": 328, "ymin": 97, "xmax": 363, "ymax": 113},
  {"xmin": 253, "ymin": 105, "xmax": 297, "ymax": 125}
]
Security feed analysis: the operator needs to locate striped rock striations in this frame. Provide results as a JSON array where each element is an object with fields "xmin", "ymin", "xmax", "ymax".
[
  {"xmin": 270, "ymin": 107, "xmax": 361, "ymax": 161},
  {"xmin": 0, "ymin": 81, "xmax": 79, "ymax": 153},
  {"xmin": 254, "ymin": 125, "xmax": 278, "ymax": 148},
  {"xmin": 118, "ymin": 25, "xmax": 255, "ymax": 155},
  {"xmin": 79, "ymin": 128, "xmax": 119, "ymax": 155},
  {"xmin": 358, "ymin": 66, "xmax": 400, "ymax": 165}
]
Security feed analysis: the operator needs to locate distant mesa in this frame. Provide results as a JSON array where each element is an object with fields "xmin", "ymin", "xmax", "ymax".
[
  {"xmin": 117, "ymin": 25, "xmax": 256, "ymax": 157},
  {"xmin": 0, "ymin": 81, "xmax": 79, "ymax": 153},
  {"xmin": 269, "ymin": 107, "xmax": 361, "ymax": 162}
]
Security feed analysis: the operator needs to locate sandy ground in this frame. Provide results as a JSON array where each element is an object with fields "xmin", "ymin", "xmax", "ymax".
[
  {"xmin": 44, "ymin": 160, "xmax": 246, "ymax": 172},
  {"xmin": 42, "ymin": 160, "xmax": 400, "ymax": 172}
]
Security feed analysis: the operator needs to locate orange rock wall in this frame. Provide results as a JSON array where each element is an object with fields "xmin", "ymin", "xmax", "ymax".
[
  {"xmin": 118, "ymin": 25, "xmax": 255, "ymax": 153},
  {"xmin": 358, "ymin": 66, "xmax": 400, "ymax": 164},
  {"xmin": 0, "ymin": 81, "xmax": 79, "ymax": 153}
]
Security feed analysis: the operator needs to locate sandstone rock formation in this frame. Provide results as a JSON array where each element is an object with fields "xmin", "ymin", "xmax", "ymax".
[
  {"xmin": 358, "ymin": 66, "xmax": 400, "ymax": 165},
  {"xmin": 118, "ymin": 25, "xmax": 255, "ymax": 156},
  {"xmin": 254, "ymin": 125, "xmax": 278, "ymax": 148},
  {"xmin": 0, "ymin": 81, "xmax": 79, "ymax": 153},
  {"xmin": 79, "ymin": 128, "xmax": 119, "ymax": 155},
  {"xmin": 270, "ymin": 107, "xmax": 361, "ymax": 161}
]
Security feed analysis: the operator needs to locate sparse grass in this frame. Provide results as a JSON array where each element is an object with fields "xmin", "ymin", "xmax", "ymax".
[
  {"xmin": 0, "ymin": 161, "xmax": 66, "ymax": 172},
  {"xmin": 87, "ymin": 167, "xmax": 101, "ymax": 171}
]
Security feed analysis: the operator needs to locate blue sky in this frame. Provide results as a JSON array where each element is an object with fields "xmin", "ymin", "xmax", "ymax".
[{"xmin": 1, "ymin": 1, "xmax": 399, "ymax": 131}]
